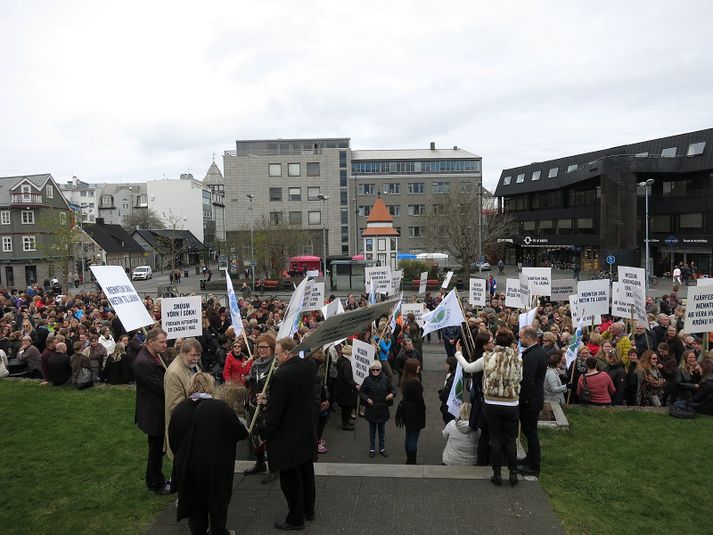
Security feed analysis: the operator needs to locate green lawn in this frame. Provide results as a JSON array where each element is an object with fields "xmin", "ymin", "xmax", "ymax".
[
  {"xmin": 540, "ymin": 406, "xmax": 713, "ymax": 535},
  {"xmin": 0, "ymin": 380, "xmax": 173, "ymax": 535}
]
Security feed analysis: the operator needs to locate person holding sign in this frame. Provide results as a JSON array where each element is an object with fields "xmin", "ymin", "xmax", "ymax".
[
  {"xmin": 334, "ymin": 344, "xmax": 358, "ymax": 431},
  {"xmin": 359, "ymin": 360, "xmax": 396, "ymax": 458}
]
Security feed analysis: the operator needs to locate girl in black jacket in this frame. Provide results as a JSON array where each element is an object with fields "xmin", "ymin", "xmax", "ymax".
[{"xmin": 396, "ymin": 358, "xmax": 426, "ymax": 464}]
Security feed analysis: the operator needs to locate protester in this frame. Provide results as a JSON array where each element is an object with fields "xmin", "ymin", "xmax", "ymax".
[
  {"xmin": 101, "ymin": 342, "xmax": 128, "ymax": 384},
  {"xmin": 441, "ymin": 402, "xmax": 477, "ymax": 466},
  {"xmin": 674, "ymin": 350, "xmax": 702, "ymax": 402},
  {"xmin": 164, "ymin": 338, "xmax": 201, "ymax": 464},
  {"xmin": 17, "ymin": 336, "xmax": 42, "ymax": 379},
  {"xmin": 359, "ymin": 360, "xmax": 396, "ymax": 459},
  {"xmin": 688, "ymin": 358, "xmax": 713, "ymax": 415},
  {"xmin": 605, "ymin": 349, "xmax": 627, "ymax": 405},
  {"xmin": 334, "ymin": 344, "xmax": 357, "ymax": 431},
  {"xmin": 637, "ymin": 350, "xmax": 666, "ymax": 407},
  {"xmin": 223, "ymin": 339, "xmax": 253, "ymax": 385},
  {"xmin": 544, "ymin": 353, "xmax": 568, "ymax": 405},
  {"xmin": 518, "ymin": 326, "xmax": 547, "ymax": 477},
  {"xmin": 577, "ymin": 356, "xmax": 615, "ymax": 405},
  {"xmin": 46, "ymin": 341, "xmax": 71, "ymax": 386},
  {"xmin": 395, "ymin": 357, "xmax": 426, "ymax": 464}
]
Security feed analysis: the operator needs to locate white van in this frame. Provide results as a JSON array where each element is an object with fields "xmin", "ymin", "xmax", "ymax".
[{"xmin": 132, "ymin": 266, "xmax": 153, "ymax": 280}]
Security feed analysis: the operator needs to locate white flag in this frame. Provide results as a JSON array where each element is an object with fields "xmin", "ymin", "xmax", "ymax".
[
  {"xmin": 224, "ymin": 269, "xmax": 243, "ymax": 337},
  {"xmin": 421, "ymin": 288, "xmax": 466, "ymax": 337},
  {"xmin": 447, "ymin": 362, "xmax": 464, "ymax": 418},
  {"xmin": 278, "ymin": 277, "xmax": 310, "ymax": 339}
]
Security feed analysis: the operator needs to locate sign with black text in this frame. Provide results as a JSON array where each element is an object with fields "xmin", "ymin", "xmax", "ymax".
[
  {"xmin": 522, "ymin": 267, "xmax": 552, "ymax": 297},
  {"xmin": 90, "ymin": 266, "xmax": 154, "ymax": 332},
  {"xmin": 469, "ymin": 278, "xmax": 487, "ymax": 307},
  {"xmin": 577, "ymin": 279, "xmax": 610, "ymax": 317},
  {"xmin": 551, "ymin": 279, "xmax": 576, "ymax": 302},
  {"xmin": 684, "ymin": 286, "xmax": 713, "ymax": 332},
  {"xmin": 351, "ymin": 339, "xmax": 375, "ymax": 386},
  {"xmin": 161, "ymin": 296, "xmax": 202, "ymax": 340}
]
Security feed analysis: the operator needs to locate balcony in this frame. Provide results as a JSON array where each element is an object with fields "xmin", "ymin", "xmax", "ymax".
[{"xmin": 10, "ymin": 193, "xmax": 44, "ymax": 207}]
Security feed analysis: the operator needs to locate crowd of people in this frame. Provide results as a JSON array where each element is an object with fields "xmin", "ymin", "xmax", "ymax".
[{"xmin": 3, "ymin": 277, "xmax": 713, "ymax": 533}]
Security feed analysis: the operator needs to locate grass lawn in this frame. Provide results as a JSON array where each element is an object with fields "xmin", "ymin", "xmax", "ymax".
[
  {"xmin": 0, "ymin": 380, "xmax": 173, "ymax": 535},
  {"xmin": 540, "ymin": 406, "xmax": 713, "ymax": 535}
]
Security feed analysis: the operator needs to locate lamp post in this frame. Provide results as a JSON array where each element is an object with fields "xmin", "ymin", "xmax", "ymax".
[
  {"xmin": 317, "ymin": 194, "xmax": 330, "ymax": 276},
  {"xmin": 247, "ymin": 194, "xmax": 255, "ymax": 290},
  {"xmin": 638, "ymin": 179, "xmax": 655, "ymax": 292}
]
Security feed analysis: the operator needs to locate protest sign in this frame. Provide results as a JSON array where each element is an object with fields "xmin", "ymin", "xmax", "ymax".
[
  {"xmin": 519, "ymin": 307, "xmax": 538, "ymax": 329},
  {"xmin": 505, "ymin": 278, "xmax": 523, "ymax": 309},
  {"xmin": 351, "ymin": 339, "xmax": 375, "ymax": 386},
  {"xmin": 611, "ymin": 282, "xmax": 632, "ymax": 317},
  {"xmin": 684, "ymin": 286, "xmax": 713, "ymax": 332},
  {"xmin": 293, "ymin": 298, "xmax": 398, "ymax": 353},
  {"xmin": 569, "ymin": 294, "xmax": 601, "ymax": 326},
  {"xmin": 161, "ymin": 296, "xmax": 202, "ymax": 340},
  {"xmin": 402, "ymin": 303, "xmax": 425, "ymax": 327},
  {"xmin": 551, "ymin": 279, "xmax": 576, "ymax": 302},
  {"xmin": 390, "ymin": 270, "xmax": 403, "ymax": 296},
  {"xmin": 365, "ymin": 266, "xmax": 391, "ymax": 294},
  {"xmin": 519, "ymin": 273, "xmax": 530, "ymax": 308},
  {"xmin": 696, "ymin": 278, "xmax": 713, "ymax": 287},
  {"xmin": 618, "ymin": 266, "xmax": 648, "ymax": 327},
  {"xmin": 469, "ymin": 278, "xmax": 487, "ymax": 307},
  {"xmin": 522, "ymin": 267, "xmax": 552, "ymax": 297},
  {"xmin": 321, "ymin": 298, "xmax": 345, "ymax": 320},
  {"xmin": 442, "ymin": 271, "xmax": 454, "ymax": 289},
  {"xmin": 90, "ymin": 266, "xmax": 154, "ymax": 332},
  {"xmin": 302, "ymin": 281, "xmax": 325, "ymax": 312},
  {"xmin": 577, "ymin": 279, "xmax": 610, "ymax": 317},
  {"xmin": 418, "ymin": 272, "xmax": 428, "ymax": 295}
]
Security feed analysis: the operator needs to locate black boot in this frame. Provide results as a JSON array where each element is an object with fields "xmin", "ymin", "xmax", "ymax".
[
  {"xmin": 490, "ymin": 468, "xmax": 502, "ymax": 487},
  {"xmin": 244, "ymin": 451, "xmax": 267, "ymax": 475},
  {"xmin": 509, "ymin": 471, "xmax": 519, "ymax": 487}
]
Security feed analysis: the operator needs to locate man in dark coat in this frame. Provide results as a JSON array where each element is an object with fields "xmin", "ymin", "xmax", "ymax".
[
  {"xmin": 518, "ymin": 326, "xmax": 547, "ymax": 477},
  {"xmin": 334, "ymin": 344, "xmax": 358, "ymax": 430},
  {"xmin": 260, "ymin": 337, "xmax": 317, "ymax": 531},
  {"xmin": 133, "ymin": 327, "xmax": 170, "ymax": 495},
  {"xmin": 46, "ymin": 342, "xmax": 72, "ymax": 386}
]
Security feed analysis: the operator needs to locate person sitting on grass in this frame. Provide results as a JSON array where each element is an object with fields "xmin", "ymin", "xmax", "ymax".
[
  {"xmin": 577, "ymin": 356, "xmax": 615, "ymax": 406},
  {"xmin": 637, "ymin": 350, "xmax": 666, "ymax": 407},
  {"xmin": 688, "ymin": 358, "xmax": 713, "ymax": 416},
  {"xmin": 673, "ymin": 350, "xmax": 702, "ymax": 402},
  {"xmin": 46, "ymin": 341, "xmax": 72, "ymax": 386},
  {"xmin": 441, "ymin": 401, "xmax": 477, "ymax": 466}
]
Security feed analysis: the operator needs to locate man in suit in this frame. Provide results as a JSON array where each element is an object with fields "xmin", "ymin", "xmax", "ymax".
[
  {"xmin": 260, "ymin": 337, "xmax": 317, "ymax": 531},
  {"xmin": 517, "ymin": 326, "xmax": 548, "ymax": 477},
  {"xmin": 134, "ymin": 327, "xmax": 170, "ymax": 495}
]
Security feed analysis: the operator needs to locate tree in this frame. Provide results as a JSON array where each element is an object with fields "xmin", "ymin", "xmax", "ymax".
[
  {"xmin": 122, "ymin": 208, "xmax": 163, "ymax": 231},
  {"xmin": 253, "ymin": 216, "xmax": 309, "ymax": 278},
  {"xmin": 153, "ymin": 211, "xmax": 186, "ymax": 275},
  {"xmin": 36, "ymin": 209, "xmax": 83, "ymax": 287}
]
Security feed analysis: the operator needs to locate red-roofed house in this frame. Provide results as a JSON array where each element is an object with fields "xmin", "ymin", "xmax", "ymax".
[{"xmin": 362, "ymin": 194, "xmax": 399, "ymax": 270}]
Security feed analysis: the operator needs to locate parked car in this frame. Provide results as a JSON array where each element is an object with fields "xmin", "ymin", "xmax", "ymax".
[
  {"xmin": 132, "ymin": 266, "xmax": 153, "ymax": 280},
  {"xmin": 470, "ymin": 261, "xmax": 491, "ymax": 272}
]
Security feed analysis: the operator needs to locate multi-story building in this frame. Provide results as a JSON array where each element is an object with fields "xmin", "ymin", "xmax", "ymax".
[
  {"xmin": 351, "ymin": 143, "xmax": 482, "ymax": 255},
  {"xmin": 96, "ymin": 182, "xmax": 149, "ymax": 227},
  {"xmin": 0, "ymin": 173, "xmax": 73, "ymax": 287},
  {"xmin": 494, "ymin": 127, "xmax": 713, "ymax": 274},
  {"xmin": 202, "ymin": 161, "xmax": 226, "ymax": 255},
  {"xmin": 223, "ymin": 138, "xmax": 351, "ymax": 258},
  {"xmin": 59, "ymin": 177, "xmax": 101, "ymax": 223}
]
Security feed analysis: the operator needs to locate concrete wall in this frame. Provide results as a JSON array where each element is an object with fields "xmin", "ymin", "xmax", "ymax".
[{"xmin": 147, "ymin": 180, "xmax": 205, "ymax": 243}]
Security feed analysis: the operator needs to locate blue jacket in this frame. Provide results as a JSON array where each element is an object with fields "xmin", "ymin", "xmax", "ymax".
[{"xmin": 373, "ymin": 336, "xmax": 391, "ymax": 362}]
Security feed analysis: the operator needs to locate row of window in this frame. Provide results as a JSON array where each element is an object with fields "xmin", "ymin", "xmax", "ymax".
[
  {"xmin": 357, "ymin": 204, "xmax": 455, "ymax": 217},
  {"xmin": 352, "ymin": 160, "xmax": 480, "ymax": 175},
  {"xmin": 502, "ymin": 141, "xmax": 707, "ymax": 186},
  {"xmin": 651, "ymin": 213, "xmax": 705, "ymax": 232},
  {"xmin": 517, "ymin": 218, "xmax": 596, "ymax": 235},
  {"xmin": 17, "ymin": 184, "xmax": 54, "ymax": 198},
  {"xmin": 357, "ymin": 181, "xmax": 471, "ymax": 195},
  {"xmin": 269, "ymin": 210, "xmax": 322, "ymax": 226},
  {"xmin": 269, "ymin": 187, "xmax": 325, "ymax": 202},
  {"xmin": 1, "ymin": 236, "xmax": 36, "ymax": 252},
  {"xmin": 268, "ymin": 162, "xmax": 321, "ymax": 178},
  {"xmin": 0, "ymin": 210, "xmax": 67, "ymax": 225}
]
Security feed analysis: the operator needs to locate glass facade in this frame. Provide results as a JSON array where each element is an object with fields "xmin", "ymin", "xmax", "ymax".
[{"xmin": 352, "ymin": 160, "xmax": 480, "ymax": 174}]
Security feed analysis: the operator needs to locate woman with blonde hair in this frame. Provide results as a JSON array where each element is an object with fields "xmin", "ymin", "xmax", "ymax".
[
  {"xmin": 441, "ymin": 401, "xmax": 478, "ymax": 466},
  {"xmin": 637, "ymin": 350, "xmax": 666, "ymax": 406},
  {"xmin": 169, "ymin": 372, "xmax": 248, "ymax": 535}
]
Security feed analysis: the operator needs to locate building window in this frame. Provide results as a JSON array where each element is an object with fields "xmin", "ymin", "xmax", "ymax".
[
  {"xmin": 460, "ymin": 182, "xmax": 472, "ymax": 192},
  {"xmin": 341, "ymin": 245, "xmax": 349, "ymax": 254},
  {"xmin": 557, "ymin": 219, "xmax": 572, "ymax": 233},
  {"xmin": 1, "ymin": 211, "xmax": 10, "ymax": 225},
  {"xmin": 408, "ymin": 226, "xmax": 423, "ymax": 238},
  {"xmin": 408, "ymin": 204, "xmax": 424, "ymax": 216},
  {"xmin": 651, "ymin": 214, "xmax": 671, "ymax": 233},
  {"xmin": 567, "ymin": 164, "xmax": 578, "ymax": 173},
  {"xmin": 268, "ymin": 163, "xmax": 282, "ymax": 177},
  {"xmin": 288, "ymin": 163, "xmax": 300, "ymax": 177},
  {"xmin": 122, "ymin": 200, "xmax": 129, "ymax": 210},
  {"xmin": 341, "ymin": 226, "xmax": 349, "ymax": 242},
  {"xmin": 269, "ymin": 212, "xmax": 283, "ymax": 225},
  {"xmin": 101, "ymin": 195, "xmax": 112, "ymax": 207},
  {"xmin": 432, "ymin": 204, "xmax": 447, "ymax": 216},
  {"xmin": 358, "ymin": 184, "xmax": 375, "ymax": 195},
  {"xmin": 21, "ymin": 211, "xmax": 35, "ymax": 224},
  {"xmin": 340, "ymin": 170, "xmax": 347, "ymax": 187},
  {"xmin": 339, "ymin": 151, "xmax": 347, "ymax": 168},
  {"xmin": 635, "ymin": 152, "xmax": 649, "ymax": 157},
  {"xmin": 679, "ymin": 213, "xmax": 704, "ymax": 229},
  {"xmin": 687, "ymin": 142, "xmax": 706, "ymax": 157},
  {"xmin": 522, "ymin": 221, "xmax": 536, "ymax": 231},
  {"xmin": 341, "ymin": 207, "xmax": 348, "ymax": 225},
  {"xmin": 503, "ymin": 176, "xmax": 512, "ymax": 185},
  {"xmin": 365, "ymin": 238, "xmax": 373, "ymax": 252},
  {"xmin": 288, "ymin": 187, "xmax": 301, "ymax": 201},
  {"xmin": 432, "ymin": 182, "xmax": 449, "ymax": 194},
  {"xmin": 2, "ymin": 236, "xmax": 11, "ymax": 252},
  {"xmin": 388, "ymin": 205, "xmax": 400, "ymax": 217},
  {"xmin": 661, "ymin": 146, "xmax": 677, "ymax": 158},
  {"xmin": 548, "ymin": 167, "xmax": 558, "ymax": 178},
  {"xmin": 45, "ymin": 185, "xmax": 53, "ymax": 198},
  {"xmin": 308, "ymin": 211, "xmax": 321, "ymax": 225},
  {"xmin": 576, "ymin": 218, "xmax": 594, "ymax": 234},
  {"xmin": 407, "ymin": 182, "xmax": 424, "ymax": 194},
  {"xmin": 59, "ymin": 212, "xmax": 67, "ymax": 225},
  {"xmin": 340, "ymin": 190, "xmax": 347, "ymax": 205},
  {"xmin": 23, "ymin": 236, "xmax": 36, "ymax": 251},
  {"xmin": 307, "ymin": 187, "xmax": 321, "ymax": 201},
  {"xmin": 358, "ymin": 206, "xmax": 371, "ymax": 217},
  {"xmin": 269, "ymin": 188, "xmax": 282, "ymax": 201},
  {"xmin": 516, "ymin": 173, "xmax": 525, "ymax": 183},
  {"xmin": 306, "ymin": 162, "xmax": 320, "ymax": 176},
  {"xmin": 288, "ymin": 211, "xmax": 302, "ymax": 225},
  {"xmin": 383, "ymin": 183, "xmax": 400, "ymax": 195},
  {"xmin": 532, "ymin": 170, "xmax": 541, "ymax": 181},
  {"xmin": 538, "ymin": 219, "xmax": 554, "ymax": 235},
  {"xmin": 137, "ymin": 194, "xmax": 148, "ymax": 206}
]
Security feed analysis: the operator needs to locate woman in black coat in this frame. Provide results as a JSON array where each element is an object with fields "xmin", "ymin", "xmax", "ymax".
[
  {"xmin": 169, "ymin": 373, "xmax": 248, "ymax": 535},
  {"xmin": 396, "ymin": 358, "xmax": 426, "ymax": 465},
  {"xmin": 605, "ymin": 350, "xmax": 627, "ymax": 406},
  {"xmin": 674, "ymin": 350, "xmax": 702, "ymax": 402},
  {"xmin": 334, "ymin": 344, "xmax": 357, "ymax": 430},
  {"xmin": 359, "ymin": 360, "xmax": 396, "ymax": 458}
]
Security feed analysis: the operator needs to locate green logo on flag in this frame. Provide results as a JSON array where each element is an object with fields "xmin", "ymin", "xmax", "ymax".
[
  {"xmin": 455, "ymin": 378, "xmax": 463, "ymax": 398},
  {"xmin": 431, "ymin": 309, "xmax": 446, "ymax": 323}
]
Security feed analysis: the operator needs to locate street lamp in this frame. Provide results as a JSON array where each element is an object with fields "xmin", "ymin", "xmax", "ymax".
[
  {"xmin": 317, "ymin": 194, "xmax": 330, "ymax": 276},
  {"xmin": 247, "ymin": 194, "xmax": 255, "ymax": 290},
  {"xmin": 638, "ymin": 179, "xmax": 655, "ymax": 292}
]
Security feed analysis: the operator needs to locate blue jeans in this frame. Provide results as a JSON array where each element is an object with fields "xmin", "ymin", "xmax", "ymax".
[
  {"xmin": 404, "ymin": 429, "xmax": 420, "ymax": 453},
  {"xmin": 368, "ymin": 421, "xmax": 385, "ymax": 451}
]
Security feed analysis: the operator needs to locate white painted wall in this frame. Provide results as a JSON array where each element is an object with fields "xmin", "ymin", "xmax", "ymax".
[{"xmin": 147, "ymin": 179, "xmax": 205, "ymax": 243}]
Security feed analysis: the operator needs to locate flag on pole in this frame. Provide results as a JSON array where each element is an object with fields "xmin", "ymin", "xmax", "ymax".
[
  {"xmin": 388, "ymin": 293, "xmax": 403, "ymax": 331},
  {"xmin": 278, "ymin": 277, "xmax": 309, "ymax": 339},
  {"xmin": 565, "ymin": 315, "xmax": 584, "ymax": 368},
  {"xmin": 224, "ymin": 269, "xmax": 243, "ymax": 337},
  {"xmin": 368, "ymin": 280, "xmax": 377, "ymax": 305},
  {"xmin": 421, "ymin": 288, "xmax": 466, "ymax": 337},
  {"xmin": 446, "ymin": 362, "xmax": 464, "ymax": 417}
]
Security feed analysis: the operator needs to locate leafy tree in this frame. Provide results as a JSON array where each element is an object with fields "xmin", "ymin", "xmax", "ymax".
[
  {"xmin": 36, "ymin": 210, "xmax": 84, "ymax": 287},
  {"xmin": 253, "ymin": 216, "xmax": 309, "ymax": 278},
  {"xmin": 122, "ymin": 208, "xmax": 163, "ymax": 231}
]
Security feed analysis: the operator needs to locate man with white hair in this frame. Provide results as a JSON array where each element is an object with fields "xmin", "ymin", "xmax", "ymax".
[{"xmin": 605, "ymin": 322, "xmax": 633, "ymax": 366}]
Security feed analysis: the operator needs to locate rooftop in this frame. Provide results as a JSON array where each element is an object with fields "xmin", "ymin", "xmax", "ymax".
[{"xmin": 353, "ymin": 147, "xmax": 480, "ymax": 161}]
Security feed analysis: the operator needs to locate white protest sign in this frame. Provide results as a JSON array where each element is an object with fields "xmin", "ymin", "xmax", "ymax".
[
  {"xmin": 505, "ymin": 278, "xmax": 523, "ymax": 309},
  {"xmin": 442, "ymin": 271, "xmax": 454, "ymax": 289},
  {"xmin": 469, "ymin": 278, "xmax": 487, "ymax": 307},
  {"xmin": 618, "ymin": 266, "xmax": 648, "ymax": 327},
  {"xmin": 306, "ymin": 270, "xmax": 320, "ymax": 277},
  {"xmin": 577, "ymin": 279, "xmax": 610, "ymax": 317},
  {"xmin": 569, "ymin": 294, "xmax": 601, "ymax": 326},
  {"xmin": 90, "ymin": 266, "xmax": 154, "ymax": 332},
  {"xmin": 365, "ymin": 266, "xmax": 391, "ymax": 294},
  {"xmin": 696, "ymin": 278, "xmax": 713, "ymax": 287},
  {"xmin": 390, "ymin": 270, "xmax": 403, "ymax": 296},
  {"xmin": 321, "ymin": 298, "xmax": 345, "ymax": 320},
  {"xmin": 519, "ymin": 273, "xmax": 531, "ymax": 308},
  {"xmin": 522, "ymin": 267, "xmax": 552, "ymax": 297},
  {"xmin": 302, "ymin": 281, "xmax": 325, "ymax": 312},
  {"xmin": 161, "ymin": 296, "xmax": 202, "ymax": 340},
  {"xmin": 350, "ymin": 339, "xmax": 375, "ymax": 386},
  {"xmin": 684, "ymin": 285, "xmax": 713, "ymax": 332},
  {"xmin": 611, "ymin": 282, "xmax": 632, "ymax": 318},
  {"xmin": 551, "ymin": 279, "xmax": 576, "ymax": 302},
  {"xmin": 519, "ymin": 307, "xmax": 538, "ymax": 329},
  {"xmin": 402, "ymin": 303, "xmax": 426, "ymax": 327},
  {"xmin": 418, "ymin": 272, "xmax": 428, "ymax": 295}
]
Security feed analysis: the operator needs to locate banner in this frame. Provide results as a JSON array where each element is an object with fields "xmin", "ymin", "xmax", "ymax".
[
  {"xmin": 519, "ymin": 307, "xmax": 538, "ymax": 329},
  {"xmin": 576, "ymin": 279, "xmax": 610, "ymax": 317},
  {"xmin": 292, "ymin": 298, "xmax": 399, "ymax": 353},
  {"xmin": 505, "ymin": 278, "xmax": 523, "ymax": 309},
  {"xmin": 569, "ymin": 294, "xmax": 601, "ymax": 326},
  {"xmin": 402, "ymin": 302, "xmax": 425, "ymax": 327},
  {"xmin": 469, "ymin": 278, "xmax": 487, "ymax": 307},
  {"xmin": 388, "ymin": 294, "xmax": 403, "ymax": 331},
  {"xmin": 697, "ymin": 278, "xmax": 713, "ymax": 287},
  {"xmin": 446, "ymin": 362, "xmax": 464, "ymax": 418},
  {"xmin": 618, "ymin": 266, "xmax": 648, "ymax": 327},
  {"xmin": 421, "ymin": 288, "xmax": 466, "ymax": 337},
  {"xmin": 418, "ymin": 271, "xmax": 428, "ymax": 295},
  {"xmin": 161, "ymin": 296, "xmax": 202, "ymax": 340},
  {"xmin": 522, "ymin": 267, "xmax": 552, "ymax": 297},
  {"xmin": 551, "ymin": 279, "xmax": 576, "ymax": 302},
  {"xmin": 684, "ymin": 286, "xmax": 713, "ymax": 332},
  {"xmin": 90, "ymin": 266, "xmax": 154, "ymax": 332},
  {"xmin": 225, "ymin": 270, "xmax": 243, "ymax": 336},
  {"xmin": 519, "ymin": 273, "xmax": 530, "ymax": 308},
  {"xmin": 390, "ymin": 270, "xmax": 403, "ymax": 296},
  {"xmin": 302, "ymin": 281, "xmax": 325, "ymax": 312},
  {"xmin": 442, "ymin": 270, "xmax": 454, "ymax": 289},
  {"xmin": 365, "ymin": 266, "xmax": 391, "ymax": 294},
  {"xmin": 611, "ymin": 282, "xmax": 632, "ymax": 318},
  {"xmin": 278, "ymin": 277, "xmax": 309, "ymax": 339},
  {"xmin": 351, "ymin": 339, "xmax": 375, "ymax": 386}
]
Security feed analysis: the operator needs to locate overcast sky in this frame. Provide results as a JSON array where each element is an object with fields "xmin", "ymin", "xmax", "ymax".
[{"xmin": 1, "ymin": 0, "xmax": 712, "ymax": 191}]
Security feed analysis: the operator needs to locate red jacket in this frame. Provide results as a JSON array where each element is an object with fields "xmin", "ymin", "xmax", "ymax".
[
  {"xmin": 577, "ymin": 371, "xmax": 615, "ymax": 404},
  {"xmin": 223, "ymin": 352, "xmax": 252, "ymax": 385}
]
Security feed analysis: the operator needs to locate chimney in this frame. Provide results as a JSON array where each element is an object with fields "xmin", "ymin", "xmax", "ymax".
[
  {"xmin": 96, "ymin": 218, "xmax": 104, "ymax": 225},
  {"xmin": 430, "ymin": 142, "xmax": 436, "ymax": 150},
  {"xmin": 453, "ymin": 145, "xmax": 458, "ymax": 150}
]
